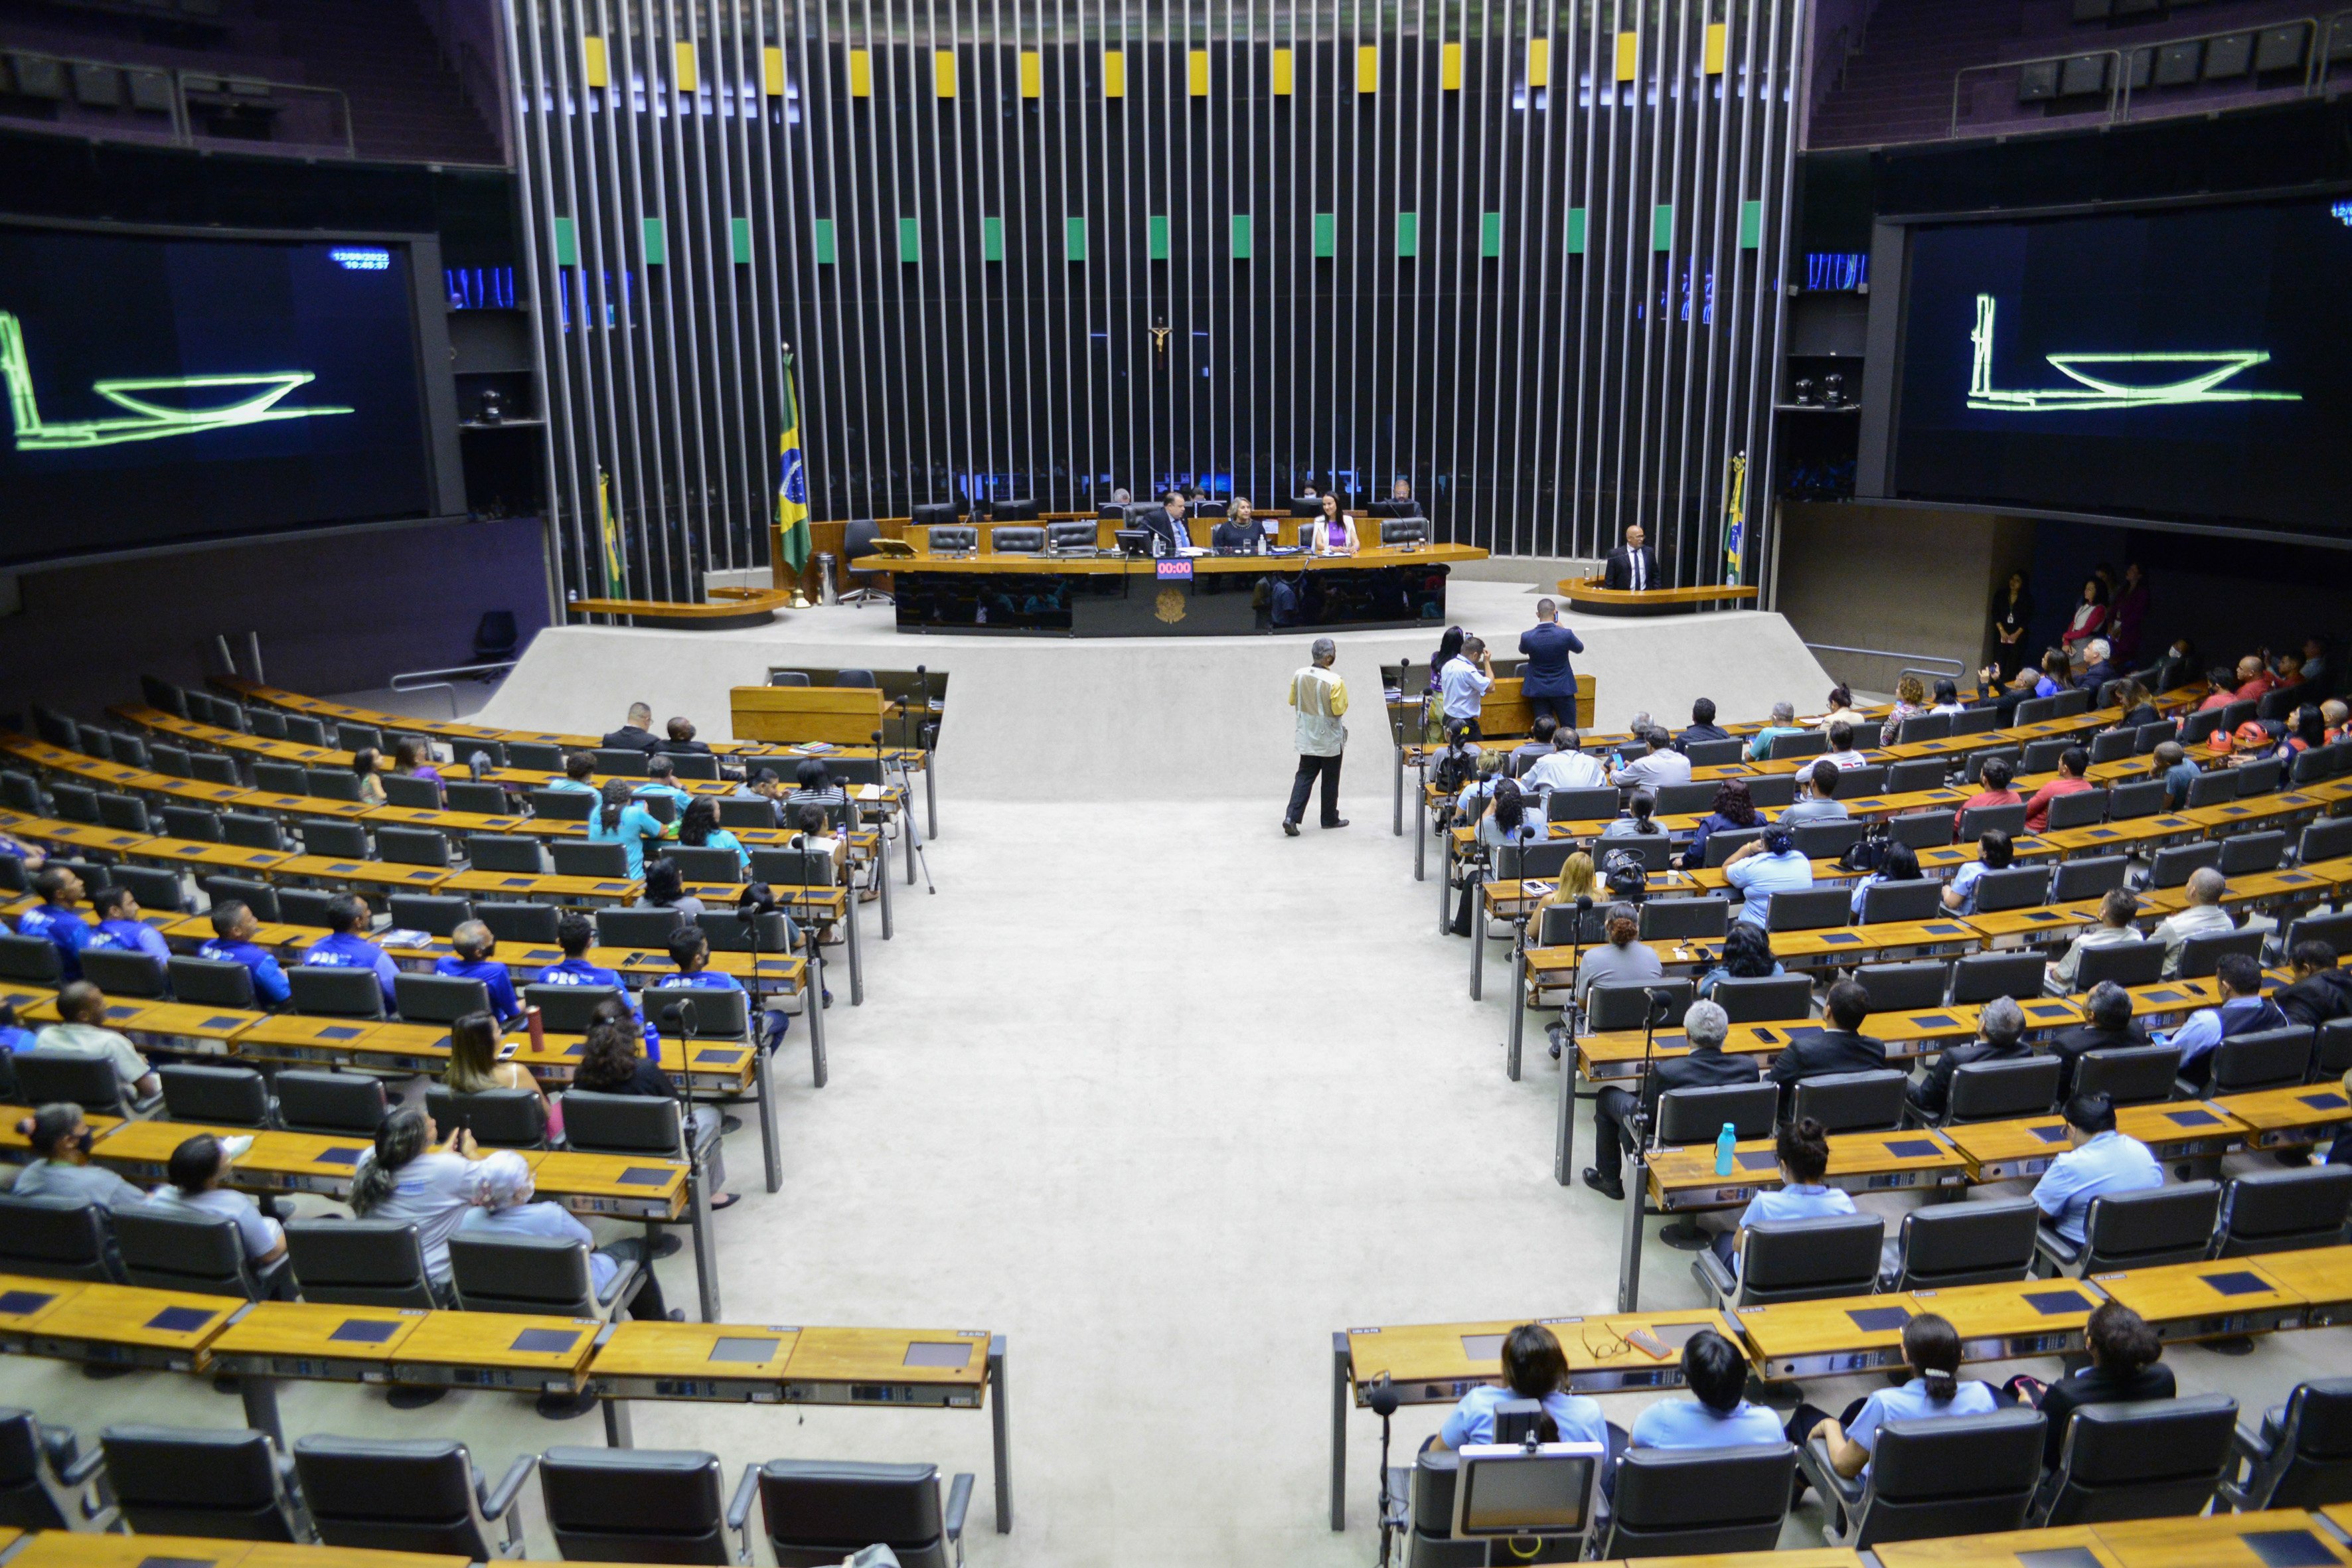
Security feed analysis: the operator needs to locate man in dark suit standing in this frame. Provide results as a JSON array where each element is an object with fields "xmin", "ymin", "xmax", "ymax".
[
  {"xmin": 1583, "ymin": 998, "xmax": 1759, "ymax": 1201},
  {"xmin": 1602, "ymin": 523, "xmax": 1662, "ymax": 593},
  {"xmin": 1768, "ymin": 979, "xmax": 1887, "ymax": 1109},
  {"xmin": 1517, "ymin": 598, "xmax": 1586, "ymax": 728},
  {"xmin": 602, "ymin": 702, "xmax": 660, "ymax": 754}
]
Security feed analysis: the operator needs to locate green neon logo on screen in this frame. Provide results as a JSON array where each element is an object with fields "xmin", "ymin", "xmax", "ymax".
[
  {"xmin": 1, "ymin": 310, "xmax": 353, "ymax": 451},
  {"xmin": 1966, "ymin": 293, "xmax": 2300, "ymax": 412}
]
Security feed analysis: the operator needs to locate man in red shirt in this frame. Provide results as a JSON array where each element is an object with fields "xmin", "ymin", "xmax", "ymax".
[
  {"xmin": 2023, "ymin": 745, "xmax": 2095, "ymax": 834},
  {"xmin": 2233, "ymin": 655, "xmax": 2278, "ymax": 704},
  {"xmin": 1954, "ymin": 755, "xmax": 2023, "ymax": 833}
]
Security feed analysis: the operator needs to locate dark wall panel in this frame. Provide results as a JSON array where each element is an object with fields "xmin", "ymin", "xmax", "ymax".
[{"xmin": 509, "ymin": 1, "xmax": 1800, "ymax": 599}]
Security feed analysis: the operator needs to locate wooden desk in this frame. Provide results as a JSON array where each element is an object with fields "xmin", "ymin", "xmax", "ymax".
[
  {"xmin": 1737, "ymin": 1294, "xmax": 1922, "ymax": 1381},
  {"xmin": 206, "ymin": 1301, "xmax": 429, "ymax": 1380},
  {"xmin": 1648, "ymin": 1129, "xmax": 1965, "ymax": 1212},
  {"xmin": 1879, "ymin": 1527, "xmax": 2126, "ymax": 1568},
  {"xmin": 588, "ymin": 1318, "xmax": 801, "ymax": 1400},
  {"xmin": 387, "ymin": 1308, "xmax": 600, "ymax": 1391},
  {"xmin": 2246, "ymin": 1247, "xmax": 2352, "ymax": 1327},
  {"xmin": 25, "ymin": 1281, "xmax": 238, "ymax": 1370},
  {"xmin": 6, "ymin": 1534, "xmax": 254, "ymax": 1568},
  {"xmin": 227, "ymin": 1013, "xmax": 388, "ymax": 1067},
  {"xmin": 1340, "ymin": 1309, "xmax": 1731, "ymax": 1411},
  {"xmin": 438, "ymin": 868, "xmax": 643, "ymax": 905},
  {"xmin": 1942, "ymin": 1101, "xmax": 2247, "ymax": 1182},
  {"xmin": 731, "ymin": 685, "xmax": 893, "ymax": 747},
  {"xmin": 0, "ymin": 1107, "xmax": 118, "ymax": 1159},
  {"xmin": 116, "ymin": 1000, "xmax": 268, "ymax": 1058},
  {"xmin": 1907, "ymin": 1277, "xmax": 2107, "ymax": 1363},
  {"xmin": 2217, "ymin": 1085, "xmax": 2352, "ymax": 1150},
  {"xmin": 0, "ymin": 1275, "xmax": 89, "ymax": 1349},
  {"xmin": 273, "ymin": 856, "xmax": 453, "ymax": 892},
  {"xmin": 2090, "ymin": 1258, "xmax": 2306, "ymax": 1341},
  {"xmin": 1559, "ymin": 579, "xmax": 1761, "ymax": 617},
  {"xmin": 2093, "ymin": 1510, "xmax": 2352, "ymax": 1568}
]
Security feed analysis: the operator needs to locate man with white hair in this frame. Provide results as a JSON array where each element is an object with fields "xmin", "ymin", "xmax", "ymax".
[
  {"xmin": 2075, "ymin": 638, "xmax": 2117, "ymax": 695},
  {"xmin": 2150, "ymin": 867, "xmax": 2239, "ymax": 979},
  {"xmin": 1909, "ymin": 995, "xmax": 2031, "ymax": 1119},
  {"xmin": 1581, "ymin": 998, "xmax": 1760, "ymax": 1202},
  {"xmin": 1746, "ymin": 701, "xmax": 1804, "ymax": 761},
  {"xmin": 1283, "ymin": 637, "xmax": 1349, "ymax": 836},
  {"xmin": 457, "ymin": 1150, "xmax": 679, "ymax": 1321}
]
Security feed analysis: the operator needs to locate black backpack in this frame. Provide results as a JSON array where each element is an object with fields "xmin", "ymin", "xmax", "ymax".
[
  {"xmin": 1433, "ymin": 746, "xmax": 1478, "ymax": 796},
  {"xmin": 1841, "ymin": 820, "xmax": 1894, "ymax": 873}
]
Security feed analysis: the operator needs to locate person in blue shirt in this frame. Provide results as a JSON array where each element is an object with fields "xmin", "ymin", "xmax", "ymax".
[
  {"xmin": 546, "ymin": 751, "xmax": 600, "ymax": 795},
  {"xmin": 1720, "ymin": 825, "xmax": 1812, "ymax": 928},
  {"xmin": 0, "ymin": 1001, "xmax": 36, "ymax": 1054},
  {"xmin": 1711, "ymin": 1115, "xmax": 1855, "ymax": 1271},
  {"xmin": 1793, "ymin": 1314, "xmax": 1996, "ymax": 1487},
  {"xmin": 196, "ymin": 901, "xmax": 291, "ymax": 1006},
  {"xmin": 1745, "ymin": 702, "xmax": 1805, "ymax": 761},
  {"xmin": 460, "ymin": 1150, "xmax": 677, "ymax": 1320},
  {"xmin": 676, "ymin": 798, "xmax": 749, "ymax": 878},
  {"xmin": 1942, "ymin": 828, "xmax": 2014, "ymax": 916},
  {"xmin": 301, "ymin": 893, "xmax": 400, "ymax": 1010},
  {"xmin": 2164, "ymin": 952, "xmax": 2288, "ymax": 1092},
  {"xmin": 0, "ymin": 828, "xmax": 47, "ymax": 873},
  {"xmin": 1848, "ymin": 840, "xmax": 1924, "ymax": 920},
  {"xmin": 589, "ymin": 780, "xmax": 669, "ymax": 880},
  {"xmin": 87, "ymin": 884, "xmax": 171, "ymax": 969},
  {"xmin": 652, "ymin": 925, "xmax": 785, "ymax": 1051},
  {"xmin": 633, "ymin": 754, "xmax": 695, "ymax": 811},
  {"xmin": 1629, "ymin": 1329, "xmax": 1786, "ymax": 1451},
  {"xmin": 17, "ymin": 866, "xmax": 90, "ymax": 980},
  {"xmin": 2032, "ymin": 1091, "xmax": 2163, "ymax": 1246},
  {"xmin": 534, "ymin": 912, "xmax": 662, "ymax": 1063},
  {"xmin": 434, "ymin": 921, "xmax": 523, "ymax": 1022},
  {"xmin": 1435, "ymin": 1323, "xmax": 1608, "ymax": 1452}
]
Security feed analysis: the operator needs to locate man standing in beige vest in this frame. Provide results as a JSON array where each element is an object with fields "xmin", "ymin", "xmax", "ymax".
[{"xmin": 1285, "ymin": 637, "xmax": 1350, "ymax": 836}]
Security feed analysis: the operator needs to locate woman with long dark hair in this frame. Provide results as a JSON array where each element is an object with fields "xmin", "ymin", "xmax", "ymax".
[
  {"xmin": 1991, "ymin": 570, "xmax": 2035, "ymax": 680},
  {"xmin": 2061, "ymin": 575, "xmax": 2109, "ymax": 656},
  {"xmin": 1796, "ymin": 1313, "xmax": 1995, "ymax": 1483},
  {"xmin": 639, "ymin": 855, "xmax": 704, "ymax": 917},
  {"xmin": 676, "ymin": 797, "xmax": 749, "ymax": 876},
  {"xmin": 1696, "ymin": 921, "xmax": 1782, "ymax": 997},
  {"xmin": 349, "ymin": 1105, "xmax": 482, "ymax": 1293},
  {"xmin": 569, "ymin": 1000, "xmax": 737, "ymax": 1208},
  {"xmin": 1999, "ymin": 1299, "xmax": 2173, "ymax": 1470},
  {"xmin": 588, "ymin": 777, "xmax": 668, "ymax": 880},
  {"xmin": 1427, "ymin": 627, "xmax": 1465, "ymax": 693},
  {"xmin": 1849, "ymin": 840, "xmax": 1923, "ymax": 919}
]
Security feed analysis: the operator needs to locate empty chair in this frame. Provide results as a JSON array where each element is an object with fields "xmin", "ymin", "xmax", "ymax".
[
  {"xmin": 2039, "ymin": 1182, "xmax": 2221, "ymax": 1277},
  {"xmin": 382, "ymin": 773, "xmax": 445, "ymax": 811},
  {"xmin": 1695, "ymin": 1213, "xmax": 1885, "ymax": 1310},
  {"xmin": 1790, "ymin": 1069, "xmax": 1909, "ymax": 1133},
  {"xmin": 283, "ymin": 1218, "xmax": 436, "ymax": 1308},
  {"xmin": 1585, "ymin": 979, "xmax": 1695, "ymax": 1033},
  {"xmin": 305, "ymin": 770, "xmax": 365, "ymax": 803},
  {"xmin": 159, "ymin": 804, "xmax": 222, "ymax": 840},
  {"xmin": 2220, "ymin": 830, "xmax": 2288, "ymax": 876},
  {"xmin": 1972, "ymin": 866, "xmax": 2053, "ymax": 914},
  {"xmin": 1885, "ymin": 758, "xmax": 1950, "ymax": 793},
  {"xmin": 1853, "ymin": 961, "xmax": 1950, "ymax": 1011},
  {"xmin": 1839, "ymin": 765, "xmax": 1888, "ymax": 799},
  {"xmin": 1793, "ymin": 821, "xmax": 1866, "ymax": 862},
  {"xmin": 77, "ymin": 946, "xmax": 166, "ymax": 999},
  {"xmin": 532, "ymin": 789, "xmax": 595, "ymax": 822},
  {"xmin": 287, "ymin": 965, "xmax": 388, "ymax": 1018},
  {"xmin": 281, "ymin": 716, "xmax": 329, "ymax": 747},
  {"xmin": 2197, "ymin": 1024, "xmax": 2315, "ymax": 1097},
  {"xmin": 2107, "ymin": 778, "xmax": 2167, "ymax": 819},
  {"xmin": 1942, "ymin": 1055, "xmax": 2064, "ymax": 1125},
  {"xmin": 221, "ymin": 813, "xmax": 286, "ymax": 850},
  {"xmin": 98, "ymin": 1425, "xmax": 304, "ymax": 1541},
  {"xmin": 94, "ymin": 792, "xmax": 151, "ymax": 833},
  {"xmin": 0, "ymin": 1406, "xmax": 108, "ymax": 1529},
  {"xmin": 1952, "ymin": 951, "xmax": 2047, "ymax": 1003},
  {"xmin": 2317, "ymin": 1017, "xmax": 2352, "ymax": 1079},
  {"xmin": 0, "ymin": 1194, "xmax": 119, "ymax": 1283},
  {"xmin": 2051, "ymin": 855, "xmax": 2130, "ymax": 903},
  {"xmin": 274, "ymin": 1071, "xmax": 388, "ymax": 1136},
  {"xmin": 1654, "ymin": 782, "xmax": 1719, "ymax": 816},
  {"xmin": 2219, "ymin": 1378, "xmax": 2352, "ymax": 1511},
  {"xmin": 2287, "ymin": 909, "xmax": 2352, "ymax": 955},
  {"xmin": 479, "ymin": 901, "xmax": 562, "ymax": 943},
  {"xmin": 1889, "ymin": 1200, "xmax": 2041, "ymax": 1290},
  {"xmin": 48, "ymin": 784, "xmax": 98, "ymax": 823},
  {"xmin": 2150, "ymin": 840, "xmax": 2223, "ymax": 889},
  {"xmin": 756, "ymin": 1458, "xmax": 973, "ymax": 1568},
  {"xmin": 2234, "ymin": 757, "xmax": 2284, "ymax": 796},
  {"xmin": 114, "ymin": 1206, "xmax": 286, "ymax": 1300},
  {"xmin": 2298, "ymin": 817, "xmax": 2352, "ymax": 865},
  {"xmin": 294, "ymin": 1437, "xmax": 536, "ymax": 1559},
  {"xmin": 157, "ymin": 1063, "xmax": 272, "ymax": 1127},
  {"xmin": 388, "ymin": 894, "xmax": 473, "ymax": 937},
  {"xmin": 716, "ymin": 798, "xmax": 779, "ymax": 831},
  {"xmin": 301, "ymin": 820, "xmax": 370, "ymax": 858},
  {"xmin": 337, "ymin": 724, "xmax": 385, "ymax": 753},
  {"xmin": 1713, "ymin": 974, "xmax": 1814, "ymax": 1024},
  {"xmin": 1545, "ymin": 786, "xmax": 1618, "ymax": 823},
  {"xmin": 595, "ymin": 748, "xmax": 651, "ymax": 778},
  {"xmin": 1958, "ymin": 803, "xmax": 2027, "ymax": 843},
  {"xmin": 424, "ymin": 1086, "xmax": 549, "ymax": 1150},
  {"xmin": 192, "ymin": 753, "xmax": 244, "ymax": 787},
  {"xmin": 1888, "ymin": 811, "xmax": 1956, "ymax": 850},
  {"xmin": 445, "ymin": 780, "xmax": 511, "ymax": 815},
  {"xmin": 394, "ymin": 973, "xmax": 491, "ymax": 1025},
  {"xmin": 13, "ymin": 1050, "xmax": 149, "ymax": 1118},
  {"xmin": 1766, "ymin": 886, "xmax": 1853, "ymax": 933},
  {"xmin": 468, "ymin": 834, "xmax": 548, "ymax": 874},
  {"xmin": 2073, "ymin": 1044, "xmax": 2183, "ymax": 1107},
  {"xmin": 537, "ymin": 1447, "xmax": 756, "ymax": 1565},
  {"xmin": 1640, "ymin": 897, "xmax": 1728, "ymax": 942},
  {"xmin": 2213, "ymin": 1166, "xmax": 2352, "ymax": 1257},
  {"xmin": 1496, "ymin": 840, "xmax": 1581, "ymax": 882},
  {"xmin": 168, "ymin": 955, "xmax": 260, "ymax": 1008},
  {"xmin": 1599, "ymin": 1444, "xmax": 1797, "ymax": 1558},
  {"xmin": 597, "ymin": 907, "xmax": 688, "ymax": 947},
  {"xmin": 1861, "ymin": 880, "xmax": 1948, "ymax": 925},
  {"xmin": 553, "ymin": 840, "xmax": 630, "ymax": 878},
  {"xmin": 0, "ymin": 773, "xmax": 41, "ymax": 815},
  {"xmin": 250, "ymin": 761, "xmax": 308, "ymax": 795},
  {"xmin": 2086, "ymin": 733, "xmax": 2135, "ymax": 767},
  {"xmin": 2075, "ymin": 938, "xmax": 2167, "ymax": 991},
  {"xmin": 1654, "ymin": 1082, "xmax": 1780, "ymax": 1143},
  {"xmin": 377, "ymin": 827, "xmax": 451, "ymax": 868},
  {"xmin": 508, "ymin": 742, "xmax": 568, "ymax": 773},
  {"xmin": 2033, "ymin": 1395, "xmax": 2239, "ymax": 1525},
  {"xmin": 1803, "ymin": 1408, "xmax": 2047, "ymax": 1547},
  {"xmin": 2175, "ymin": 927, "xmax": 2265, "ymax": 980}
]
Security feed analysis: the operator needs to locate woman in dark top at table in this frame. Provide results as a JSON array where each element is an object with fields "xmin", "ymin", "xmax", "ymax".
[
  {"xmin": 1999, "ymin": 1299, "xmax": 2173, "ymax": 1470},
  {"xmin": 1681, "ymin": 779, "xmax": 1759, "ymax": 870},
  {"xmin": 1991, "ymin": 571, "xmax": 2035, "ymax": 680},
  {"xmin": 570, "ymin": 999, "xmax": 738, "ymax": 1208}
]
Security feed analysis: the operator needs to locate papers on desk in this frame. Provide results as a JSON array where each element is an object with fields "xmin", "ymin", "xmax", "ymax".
[
  {"xmin": 855, "ymin": 785, "xmax": 886, "ymax": 801},
  {"xmin": 1178, "ymin": 547, "xmax": 1209, "ymax": 558},
  {"xmin": 380, "ymin": 929, "xmax": 433, "ymax": 949}
]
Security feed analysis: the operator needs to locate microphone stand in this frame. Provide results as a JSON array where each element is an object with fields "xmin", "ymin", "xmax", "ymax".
[
  {"xmin": 875, "ymin": 726, "xmax": 933, "ymax": 896},
  {"xmin": 1367, "ymin": 1374, "xmax": 1401, "ymax": 1568},
  {"xmin": 737, "ymin": 893, "xmax": 790, "ymax": 1186},
  {"xmin": 1551, "ymin": 892, "xmax": 1592, "ymax": 1186},
  {"xmin": 664, "ymin": 993, "xmax": 702, "ymax": 1270},
  {"xmin": 1616, "ymin": 988, "xmax": 1672, "ymax": 1313}
]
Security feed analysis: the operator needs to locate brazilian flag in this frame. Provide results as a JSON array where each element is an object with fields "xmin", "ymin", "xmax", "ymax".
[
  {"xmin": 777, "ymin": 349, "xmax": 812, "ymax": 576},
  {"xmin": 598, "ymin": 470, "xmax": 625, "ymax": 595}
]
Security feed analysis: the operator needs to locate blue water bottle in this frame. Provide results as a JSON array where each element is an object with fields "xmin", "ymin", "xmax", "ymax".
[{"xmin": 1715, "ymin": 1121, "xmax": 1737, "ymax": 1177}]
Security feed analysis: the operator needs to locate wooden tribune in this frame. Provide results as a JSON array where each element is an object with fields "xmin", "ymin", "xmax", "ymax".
[
  {"xmin": 569, "ymin": 588, "xmax": 795, "ymax": 631},
  {"xmin": 1559, "ymin": 577, "xmax": 1761, "ymax": 617},
  {"xmin": 730, "ymin": 684, "xmax": 892, "ymax": 747}
]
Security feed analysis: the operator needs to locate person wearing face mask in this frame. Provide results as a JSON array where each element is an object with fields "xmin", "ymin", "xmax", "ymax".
[{"xmin": 11, "ymin": 1101, "xmax": 145, "ymax": 1208}]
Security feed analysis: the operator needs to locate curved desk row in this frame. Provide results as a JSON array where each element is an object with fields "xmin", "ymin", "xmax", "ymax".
[{"xmin": 1559, "ymin": 578, "xmax": 1761, "ymax": 617}]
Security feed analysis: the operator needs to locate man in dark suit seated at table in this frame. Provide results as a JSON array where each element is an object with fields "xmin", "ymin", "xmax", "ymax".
[
  {"xmin": 1372, "ymin": 478, "xmax": 1421, "ymax": 518},
  {"xmin": 1582, "ymin": 998, "xmax": 1759, "ymax": 1202},
  {"xmin": 1517, "ymin": 598, "xmax": 1586, "ymax": 728},
  {"xmin": 1768, "ymin": 979, "xmax": 1886, "ymax": 1109},
  {"xmin": 1602, "ymin": 523, "xmax": 1661, "ymax": 593},
  {"xmin": 1142, "ymin": 493, "xmax": 1192, "ymax": 557},
  {"xmin": 603, "ymin": 702, "xmax": 660, "ymax": 754}
]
